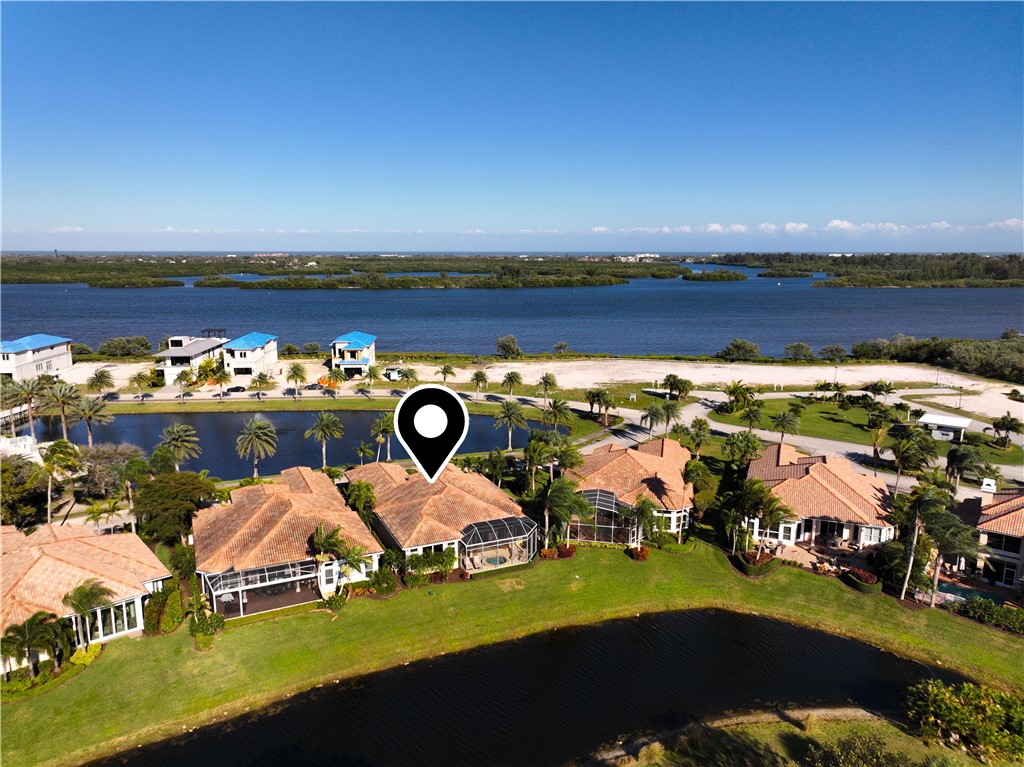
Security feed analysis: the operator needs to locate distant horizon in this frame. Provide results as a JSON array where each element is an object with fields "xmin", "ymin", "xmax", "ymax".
[{"xmin": 2, "ymin": 249, "xmax": 1023, "ymax": 258}]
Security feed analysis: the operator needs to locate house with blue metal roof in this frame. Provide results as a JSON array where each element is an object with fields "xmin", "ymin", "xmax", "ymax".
[
  {"xmin": 0, "ymin": 334, "xmax": 73, "ymax": 382},
  {"xmin": 331, "ymin": 331, "xmax": 376, "ymax": 377},
  {"xmin": 222, "ymin": 332, "xmax": 279, "ymax": 378}
]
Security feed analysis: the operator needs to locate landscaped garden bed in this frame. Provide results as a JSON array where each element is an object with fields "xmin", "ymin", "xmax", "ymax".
[
  {"xmin": 732, "ymin": 551, "xmax": 783, "ymax": 577},
  {"xmin": 843, "ymin": 567, "xmax": 883, "ymax": 594}
]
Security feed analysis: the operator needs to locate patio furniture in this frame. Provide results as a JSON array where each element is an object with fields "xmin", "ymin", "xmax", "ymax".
[{"xmin": 220, "ymin": 593, "xmax": 234, "ymax": 603}]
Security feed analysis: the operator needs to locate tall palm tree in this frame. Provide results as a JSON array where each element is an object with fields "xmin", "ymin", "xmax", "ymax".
[
  {"xmin": 495, "ymin": 399, "xmax": 527, "ymax": 450},
  {"xmin": 888, "ymin": 426, "xmax": 937, "ymax": 495},
  {"xmin": 344, "ymin": 480, "xmax": 376, "ymax": 525},
  {"xmin": 323, "ymin": 366, "xmax": 347, "ymax": 396},
  {"xmin": 353, "ymin": 441, "xmax": 374, "ymax": 465},
  {"xmin": 640, "ymin": 403, "xmax": 663, "ymax": 439},
  {"xmin": 61, "ymin": 578, "xmax": 115, "ymax": 648},
  {"xmin": 470, "ymin": 371, "xmax": 489, "ymax": 402},
  {"xmin": 338, "ymin": 542, "xmax": 370, "ymax": 592},
  {"xmin": 629, "ymin": 495, "xmax": 663, "ymax": 546},
  {"xmin": 483, "ymin": 448, "xmax": 507, "ymax": 488},
  {"xmin": 768, "ymin": 410, "xmax": 800, "ymax": 445},
  {"xmin": 364, "ymin": 365, "xmax": 383, "ymax": 399},
  {"xmin": 236, "ymin": 417, "xmax": 278, "ymax": 477},
  {"xmin": 118, "ymin": 456, "xmax": 150, "ymax": 531},
  {"xmin": 869, "ymin": 422, "xmax": 889, "ymax": 476},
  {"xmin": 371, "ymin": 412, "xmax": 395, "ymax": 461},
  {"xmin": 538, "ymin": 373, "xmax": 557, "ymax": 407},
  {"xmin": 85, "ymin": 369, "xmax": 115, "ymax": 399},
  {"xmin": 926, "ymin": 511, "xmax": 987, "ymax": 608},
  {"xmin": 31, "ymin": 439, "xmax": 81, "ymax": 524},
  {"xmin": 158, "ymin": 422, "xmax": 201, "ymax": 472},
  {"xmin": 660, "ymin": 400, "xmax": 681, "ymax": 436},
  {"xmin": 739, "ymin": 402, "xmax": 764, "ymax": 432},
  {"xmin": 662, "ymin": 374, "xmax": 684, "ymax": 400},
  {"xmin": 85, "ymin": 498, "xmax": 121, "ymax": 531},
  {"xmin": 986, "ymin": 411, "xmax": 1024, "ymax": 448},
  {"xmin": 596, "ymin": 389, "xmax": 615, "ymax": 426},
  {"xmin": 723, "ymin": 380, "xmax": 755, "ymax": 412},
  {"xmin": 944, "ymin": 444, "xmax": 984, "ymax": 490},
  {"xmin": 210, "ymin": 367, "xmax": 232, "ymax": 399},
  {"xmin": 70, "ymin": 396, "xmax": 113, "ymax": 448},
  {"xmin": 310, "ymin": 522, "xmax": 346, "ymax": 565},
  {"xmin": 542, "ymin": 398, "xmax": 574, "ymax": 433},
  {"xmin": 3, "ymin": 611, "xmax": 67, "ymax": 678},
  {"xmin": 286, "ymin": 362, "xmax": 307, "ymax": 400},
  {"xmin": 435, "ymin": 364, "xmax": 456, "ymax": 385},
  {"xmin": 128, "ymin": 371, "xmax": 151, "ymax": 403},
  {"xmin": 502, "ymin": 371, "xmax": 522, "ymax": 400},
  {"xmin": 540, "ymin": 477, "xmax": 591, "ymax": 548},
  {"xmin": 523, "ymin": 439, "xmax": 553, "ymax": 493},
  {"xmin": 397, "ymin": 368, "xmax": 419, "ymax": 390},
  {"xmin": 896, "ymin": 486, "xmax": 949, "ymax": 601},
  {"xmin": 248, "ymin": 371, "xmax": 274, "ymax": 401},
  {"xmin": 173, "ymin": 368, "xmax": 194, "ymax": 401},
  {"xmin": 9, "ymin": 377, "xmax": 43, "ymax": 442},
  {"xmin": 683, "ymin": 417, "xmax": 711, "ymax": 458},
  {"xmin": 305, "ymin": 411, "xmax": 344, "ymax": 469},
  {"xmin": 40, "ymin": 381, "xmax": 82, "ymax": 441},
  {"xmin": 754, "ymin": 496, "xmax": 796, "ymax": 556}
]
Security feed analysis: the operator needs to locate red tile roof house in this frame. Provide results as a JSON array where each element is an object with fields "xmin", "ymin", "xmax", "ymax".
[
  {"xmin": 1, "ymin": 524, "xmax": 171, "ymax": 669},
  {"xmin": 565, "ymin": 439, "xmax": 694, "ymax": 547},
  {"xmin": 193, "ymin": 467, "xmax": 383, "ymax": 618},
  {"xmin": 344, "ymin": 462, "xmax": 537, "ymax": 574},
  {"xmin": 745, "ymin": 444, "xmax": 894, "ymax": 549},
  {"xmin": 970, "ymin": 490, "xmax": 1024, "ymax": 592}
]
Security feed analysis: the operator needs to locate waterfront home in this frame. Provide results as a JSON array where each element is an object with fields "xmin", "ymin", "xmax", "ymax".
[
  {"xmin": 194, "ymin": 467, "xmax": 382, "ymax": 618},
  {"xmin": 1, "ymin": 524, "xmax": 171, "ymax": 654},
  {"xmin": 330, "ymin": 331, "xmax": 376, "ymax": 377},
  {"xmin": 154, "ymin": 334, "xmax": 228, "ymax": 381},
  {"xmin": 565, "ymin": 438, "xmax": 694, "ymax": 546},
  {"xmin": 0, "ymin": 333, "xmax": 73, "ymax": 382},
  {"xmin": 917, "ymin": 413, "xmax": 971, "ymax": 443},
  {"xmin": 745, "ymin": 444, "xmax": 894, "ymax": 548},
  {"xmin": 959, "ymin": 489, "xmax": 1024, "ymax": 592},
  {"xmin": 344, "ymin": 462, "xmax": 537, "ymax": 573},
  {"xmin": 221, "ymin": 331, "xmax": 279, "ymax": 378}
]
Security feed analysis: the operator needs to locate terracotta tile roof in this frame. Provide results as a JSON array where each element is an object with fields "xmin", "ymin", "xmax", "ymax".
[
  {"xmin": 757, "ymin": 446, "xmax": 892, "ymax": 527},
  {"xmin": 194, "ymin": 467, "xmax": 382, "ymax": 574},
  {"xmin": 345, "ymin": 463, "xmax": 526, "ymax": 549},
  {"xmin": 568, "ymin": 438, "xmax": 693, "ymax": 510},
  {"xmin": 747, "ymin": 443, "xmax": 827, "ymax": 487},
  {"xmin": 1, "ymin": 525, "xmax": 171, "ymax": 631},
  {"xmin": 977, "ymin": 490, "xmax": 1024, "ymax": 538}
]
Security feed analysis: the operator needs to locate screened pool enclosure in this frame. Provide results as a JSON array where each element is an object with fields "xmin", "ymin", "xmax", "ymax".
[
  {"xmin": 461, "ymin": 517, "xmax": 538, "ymax": 572},
  {"xmin": 567, "ymin": 489, "xmax": 642, "ymax": 547}
]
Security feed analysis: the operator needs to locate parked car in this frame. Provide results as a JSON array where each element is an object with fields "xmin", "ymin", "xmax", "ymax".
[
  {"xmin": 226, "ymin": 385, "xmax": 246, "ymax": 393},
  {"xmin": 304, "ymin": 382, "xmax": 323, "ymax": 390}
]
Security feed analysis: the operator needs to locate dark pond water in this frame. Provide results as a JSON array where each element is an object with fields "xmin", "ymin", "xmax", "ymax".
[
  {"xmin": 4, "ymin": 264, "xmax": 1021, "ymax": 356},
  {"xmin": 25, "ymin": 410, "xmax": 530, "ymax": 480},
  {"xmin": 87, "ymin": 610, "xmax": 964, "ymax": 767}
]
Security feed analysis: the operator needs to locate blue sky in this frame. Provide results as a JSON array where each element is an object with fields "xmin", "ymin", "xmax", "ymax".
[{"xmin": 2, "ymin": 2, "xmax": 1022, "ymax": 252}]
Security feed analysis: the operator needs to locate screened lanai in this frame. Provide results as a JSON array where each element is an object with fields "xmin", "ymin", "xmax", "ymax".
[
  {"xmin": 461, "ymin": 517, "xmax": 537, "ymax": 572},
  {"xmin": 568, "ymin": 489, "xmax": 641, "ymax": 547}
]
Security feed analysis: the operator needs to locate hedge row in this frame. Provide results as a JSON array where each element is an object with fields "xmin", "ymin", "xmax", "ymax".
[{"xmin": 732, "ymin": 555, "xmax": 783, "ymax": 577}]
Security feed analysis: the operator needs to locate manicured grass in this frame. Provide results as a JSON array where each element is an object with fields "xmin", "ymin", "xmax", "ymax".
[{"xmin": 3, "ymin": 546, "xmax": 1021, "ymax": 767}]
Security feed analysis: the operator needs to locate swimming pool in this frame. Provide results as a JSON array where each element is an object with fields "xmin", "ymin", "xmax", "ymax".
[{"xmin": 938, "ymin": 582, "xmax": 1004, "ymax": 605}]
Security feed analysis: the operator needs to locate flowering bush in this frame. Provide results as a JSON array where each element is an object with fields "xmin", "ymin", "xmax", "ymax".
[
  {"xmin": 540, "ymin": 548, "xmax": 559, "ymax": 560},
  {"xmin": 557, "ymin": 544, "xmax": 577, "ymax": 559},
  {"xmin": 628, "ymin": 546, "xmax": 650, "ymax": 561},
  {"xmin": 848, "ymin": 567, "xmax": 879, "ymax": 585}
]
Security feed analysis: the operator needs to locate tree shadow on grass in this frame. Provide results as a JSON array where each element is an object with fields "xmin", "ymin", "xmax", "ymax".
[{"xmin": 670, "ymin": 724, "xmax": 789, "ymax": 767}]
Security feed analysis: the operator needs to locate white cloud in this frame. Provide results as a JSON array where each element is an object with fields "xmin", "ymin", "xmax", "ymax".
[
  {"xmin": 50, "ymin": 225, "xmax": 84, "ymax": 233},
  {"xmin": 917, "ymin": 221, "xmax": 954, "ymax": 231},
  {"xmin": 728, "ymin": 223, "xmax": 749, "ymax": 233},
  {"xmin": 703, "ymin": 223, "xmax": 726, "ymax": 234},
  {"xmin": 758, "ymin": 223, "xmax": 778, "ymax": 234},
  {"xmin": 826, "ymin": 219, "xmax": 857, "ymax": 231},
  {"xmin": 984, "ymin": 218, "xmax": 1024, "ymax": 230},
  {"xmin": 785, "ymin": 222, "xmax": 810, "ymax": 234},
  {"xmin": 591, "ymin": 226, "xmax": 611, "ymax": 234}
]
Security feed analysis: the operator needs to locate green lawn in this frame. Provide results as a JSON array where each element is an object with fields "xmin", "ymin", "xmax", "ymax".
[{"xmin": 3, "ymin": 546, "xmax": 1021, "ymax": 767}]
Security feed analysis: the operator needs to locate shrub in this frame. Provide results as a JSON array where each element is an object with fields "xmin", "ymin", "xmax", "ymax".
[
  {"xmin": 143, "ymin": 589, "xmax": 170, "ymax": 635},
  {"xmin": 160, "ymin": 587, "xmax": 184, "ymax": 633},
  {"xmin": 540, "ymin": 548, "xmax": 560, "ymax": 560},
  {"xmin": 848, "ymin": 567, "xmax": 878, "ymax": 584},
  {"xmin": 843, "ymin": 569, "xmax": 883, "ymax": 594},
  {"xmin": 948, "ymin": 596, "xmax": 1024, "ymax": 634},
  {"xmin": 733, "ymin": 554, "xmax": 782, "ymax": 577},
  {"xmin": 557, "ymin": 544, "xmax": 577, "ymax": 559},
  {"xmin": 627, "ymin": 546, "xmax": 650, "ymax": 561},
  {"xmin": 635, "ymin": 742, "xmax": 666, "ymax": 765},
  {"xmin": 188, "ymin": 611, "xmax": 225, "ymax": 637},
  {"xmin": 69, "ymin": 643, "xmax": 102, "ymax": 666},
  {"xmin": 907, "ymin": 680, "xmax": 1024, "ymax": 762},
  {"xmin": 404, "ymin": 571, "xmax": 430, "ymax": 589},
  {"xmin": 322, "ymin": 592, "xmax": 346, "ymax": 611},
  {"xmin": 742, "ymin": 550, "xmax": 775, "ymax": 567},
  {"xmin": 369, "ymin": 567, "xmax": 398, "ymax": 596}
]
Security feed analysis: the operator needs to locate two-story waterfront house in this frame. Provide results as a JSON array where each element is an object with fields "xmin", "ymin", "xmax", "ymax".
[
  {"xmin": 330, "ymin": 331, "xmax": 376, "ymax": 377},
  {"xmin": 154, "ymin": 334, "xmax": 228, "ymax": 381},
  {"xmin": 221, "ymin": 332, "xmax": 279, "ymax": 378},
  {"xmin": 0, "ymin": 334, "xmax": 73, "ymax": 382}
]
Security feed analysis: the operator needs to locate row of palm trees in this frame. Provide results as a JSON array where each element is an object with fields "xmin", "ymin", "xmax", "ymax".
[{"xmin": 2, "ymin": 375, "xmax": 114, "ymax": 446}]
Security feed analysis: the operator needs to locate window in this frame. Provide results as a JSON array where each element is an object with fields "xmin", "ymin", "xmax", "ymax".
[
  {"xmin": 862, "ymin": 527, "xmax": 882, "ymax": 544},
  {"xmin": 101, "ymin": 607, "xmax": 114, "ymax": 637},
  {"xmin": 125, "ymin": 600, "xmax": 138, "ymax": 631},
  {"xmin": 113, "ymin": 604, "xmax": 126, "ymax": 633},
  {"xmin": 46, "ymin": 361, "xmax": 53, "ymax": 371},
  {"xmin": 36, "ymin": 363, "xmax": 44, "ymax": 372},
  {"xmin": 2, "ymin": 354, "xmax": 8, "ymax": 361},
  {"xmin": 985, "ymin": 533, "xmax": 1020, "ymax": 555}
]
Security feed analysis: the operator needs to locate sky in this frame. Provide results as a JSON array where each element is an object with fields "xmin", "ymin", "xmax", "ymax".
[{"xmin": 2, "ymin": 2, "xmax": 1022, "ymax": 253}]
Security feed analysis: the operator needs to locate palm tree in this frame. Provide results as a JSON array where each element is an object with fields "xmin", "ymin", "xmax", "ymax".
[
  {"xmin": 869, "ymin": 422, "xmax": 889, "ymax": 476},
  {"xmin": 61, "ymin": 578, "xmax": 114, "ymax": 648},
  {"xmin": 538, "ymin": 372, "xmax": 557, "ymax": 407},
  {"xmin": 158, "ymin": 422, "xmax": 201, "ymax": 472},
  {"xmin": 596, "ymin": 389, "xmax": 615, "ymax": 426},
  {"xmin": 683, "ymin": 418, "xmax": 711, "ymax": 458},
  {"xmin": 85, "ymin": 499, "xmax": 121, "ymax": 531},
  {"xmin": 896, "ymin": 486, "xmax": 949, "ymax": 601},
  {"xmin": 364, "ymin": 365, "xmax": 383, "ymax": 399},
  {"xmin": 768, "ymin": 410, "xmax": 800, "ymax": 445},
  {"xmin": 502, "ymin": 371, "xmax": 522, "ymax": 400},
  {"xmin": 345, "ymin": 480, "xmax": 376, "ymax": 525},
  {"xmin": 173, "ymin": 368, "xmax": 194, "ymax": 401},
  {"xmin": 286, "ymin": 362, "xmax": 307, "ymax": 400},
  {"xmin": 470, "ymin": 370, "xmax": 489, "ymax": 402},
  {"xmin": 9, "ymin": 377, "xmax": 43, "ymax": 442},
  {"xmin": 305, "ymin": 411, "xmax": 344, "ymax": 470},
  {"xmin": 31, "ymin": 439, "xmax": 81, "ymax": 523},
  {"xmin": 248, "ymin": 371, "xmax": 274, "ymax": 401},
  {"xmin": 724, "ymin": 431, "xmax": 764, "ymax": 467},
  {"xmin": 723, "ymin": 380, "xmax": 755, "ymax": 412},
  {"xmin": 40, "ymin": 381, "xmax": 82, "ymax": 441},
  {"xmin": 310, "ymin": 522, "xmax": 346, "ymax": 565},
  {"xmin": 495, "ymin": 399, "xmax": 527, "ymax": 450},
  {"xmin": 324, "ymin": 366, "xmax": 347, "ymax": 393},
  {"xmin": 660, "ymin": 400, "xmax": 681, "ymax": 436},
  {"xmin": 353, "ymin": 441, "xmax": 374, "ymax": 465},
  {"xmin": 128, "ymin": 371, "xmax": 150, "ymax": 403},
  {"xmin": 739, "ymin": 402, "xmax": 764, "ymax": 432},
  {"xmin": 85, "ymin": 369, "xmax": 115, "ymax": 399},
  {"xmin": 542, "ymin": 398, "xmax": 574, "ymax": 433},
  {"xmin": 338, "ymin": 542, "xmax": 370, "ymax": 594},
  {"xmin": 944, "ymin": 444, "xmax": 984, "ymax": 490},
  {"xmin": 483, "ymin": 448, "xmax": 507, "ymax": 488},
  {"xmin": 435, "ymin": 363, "xmax": 456, "ymax": 385},
  {"xmin": 629, "ymin": 495, "xmax": 663, "ymax": 546},
  {"xmin": 397, "ymin": 368, "xmax": 419, "ymax": 391},
  {"xmin": 539, "ymin": 478, "xmax": 591, "ymax": 548},
  {"xmin": 888, "ymin": 426, "xmax": 937, "ymax": 495},
  {"xmin": 523, "ymin": 439, "xmax": 553, "ymax": 493},
  {"xmin": 986, "ymin": 411, "xmax": 1024, "ymax": 448},
  {"xmin": 662, "ymin": 374, "xmax": 694, "ymax": 401},
  {"xmin": 236, "ymin": 417, "xmax": 278, "ymax": 477},
  {"xmin": 3, "ymin": 611, "xmax": 63, "ymax": 678},
  {"xmin": 640, "ymin": 403, "xmax": 663, "ymax": 439},
  {"xmin": 754, "ymin": 496, "xmax": 796, "ymax": 557},
  {"xmin": 70, "ymin": 396, "xmax": 113, "ymax": 448},
  {"xmin": 118, "ymin": 456, "xmax": 150, "ymax": 531},
  {"xmin": 210, "ymin": 367, "xmax": 232, "ymax": 399},
  {"xmin": 371, "ymin": 412, "xmax": 395, "ymax": 461},
  {"xmin": 926, "ymin": 511, "xmax": 987, "ymax": 608}
]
